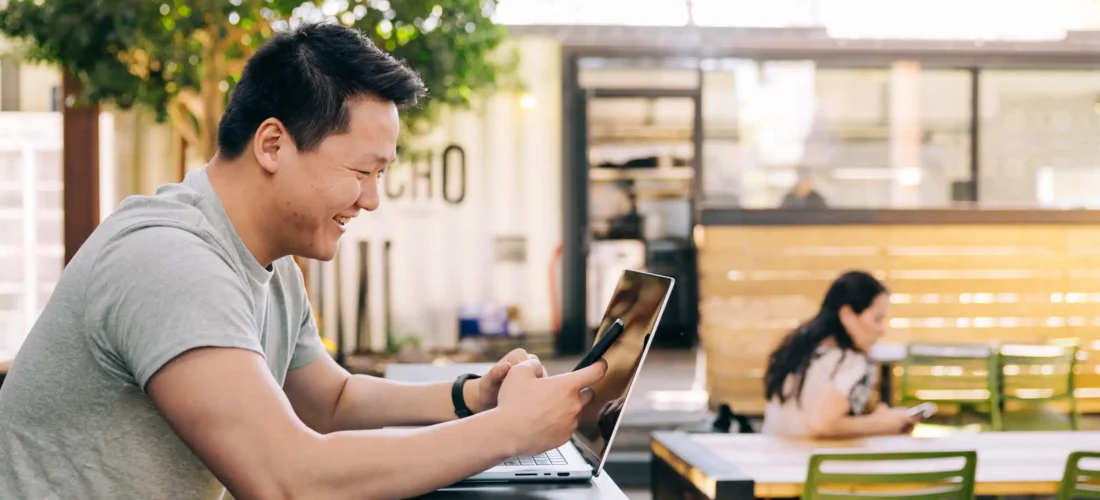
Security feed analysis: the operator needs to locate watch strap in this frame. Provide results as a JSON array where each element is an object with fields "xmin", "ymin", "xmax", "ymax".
[{"xmin": 451, "ymin": 373, "xmax": 482, "ymax": 418}]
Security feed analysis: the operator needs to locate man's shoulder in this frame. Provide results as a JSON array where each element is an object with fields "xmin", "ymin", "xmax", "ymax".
[
  {"xmin": 77, "ymin": 208, "xmax": 237, "ymax": 289},
  {"xmin": 95, "ymin": 216, "xmax": 226, "ymax": 263},
  {"xmin": 110, "ymin": 183, "xmax": 214, "ymax": 233},
  {"xmin": 93, "ymin": 187, "xmax": 232, "ymax": 262}
]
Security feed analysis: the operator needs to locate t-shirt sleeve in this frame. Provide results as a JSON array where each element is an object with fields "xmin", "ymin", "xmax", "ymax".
[
  {"xmin": 85, "ymin": 226, "xmax": 264, "ymax": 392},
  {"xmin": 818, "ymin": 348, "xmax": 871, "ymax": 397},
  {"xmin": 285, "ymin": 261, "xmax": 326, "ymax": 371}
]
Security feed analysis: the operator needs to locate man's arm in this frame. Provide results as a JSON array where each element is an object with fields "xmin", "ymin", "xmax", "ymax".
[
  {"xmin": 283, "ymin": 354, "xmax": 490, "ymax": 433},
  {"xmin": 281, "ymin": 260, "xmax": 536, "ymax": 432},
  {"xmin": 149, "ymin": 347, "xmax": 519, "ymax": 500}
]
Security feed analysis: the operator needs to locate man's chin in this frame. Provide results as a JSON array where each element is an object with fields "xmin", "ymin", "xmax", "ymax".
[{"xmin": 297, "ymin": 244, "xmax": 339, "ymax": 262}]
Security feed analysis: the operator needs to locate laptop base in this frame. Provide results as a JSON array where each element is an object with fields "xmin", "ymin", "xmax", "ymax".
[{"xmin": 459, "ymin": 443, "xmax": 593, "ymax": 483}]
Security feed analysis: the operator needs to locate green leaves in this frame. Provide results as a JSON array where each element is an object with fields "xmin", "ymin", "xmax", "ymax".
[
  {"xmin": 0, "ymin": 0, "xmax": 514, "ymax": 141},
  {"xmin": 341, "ymin": 0, "xmax": 516, "ymax": 135}
]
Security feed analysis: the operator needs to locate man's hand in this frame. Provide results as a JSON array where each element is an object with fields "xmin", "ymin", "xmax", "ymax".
[
  {"xmin": 495, "ymin": 358, "xmax": 608, "ymax": 457},
  {"xmin": 467, "ymin": 348, "xmax": 546, "ymax": 414}
]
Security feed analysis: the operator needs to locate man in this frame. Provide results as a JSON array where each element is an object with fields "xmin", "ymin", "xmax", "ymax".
[
  {"xmin": 779, "ymin": 172, "xmax": 828, "ymax": 210},
  {"xmin": 0, "ymin": 22, "xmax": 607, "ymax": 500}
]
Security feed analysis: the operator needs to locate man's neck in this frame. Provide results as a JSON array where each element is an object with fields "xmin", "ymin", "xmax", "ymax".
[{"xmin": 205, "ymin": 156, "xmax": 281, "ymax": 268}]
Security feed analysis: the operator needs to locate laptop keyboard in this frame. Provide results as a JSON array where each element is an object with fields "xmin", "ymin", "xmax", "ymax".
[{"xmin": 502, "ymin": 449, "xmax": 567, "ymax": 467}]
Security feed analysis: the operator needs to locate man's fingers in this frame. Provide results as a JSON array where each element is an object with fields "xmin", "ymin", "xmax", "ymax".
[
  {"xmin": 487, "ymin": 360, "xmax": 512, "ymax": 384},
  {"xmin": 501, "ymin": 348, "xmax": 530, "ymax": 366},
  {"xmin": 566, "ymin": 358, "xmax": 608, "ymax": 390},
  {"xmin": 507, "ymin": 359, "xmax": 540, "ymax": 380},
  {"xmin": 579, "ymin": 386, "xmax": 595, "ymax": 406},
  {"xmin": 526, "ymin": 354, "xmax": 547, "ymax": 378}
]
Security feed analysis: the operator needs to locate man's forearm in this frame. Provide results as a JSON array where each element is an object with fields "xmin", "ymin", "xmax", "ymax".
[
  {"xmin": 329, "ymin": 374, "xmax": 482, "ymax": 431},
  {"xmin": 286, "ymin": 409, "xmax": 516, "ymax": 500}
]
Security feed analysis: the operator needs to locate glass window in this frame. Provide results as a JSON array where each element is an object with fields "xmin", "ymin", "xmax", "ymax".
[
  {"xmin": 578, "ymin": 57, "xmax": 700, "ymax": 90},
  {"xmin": 580, "ymin": 56, "xmax": 699, "ymax": 244},
  {"xmin": 0, "ymin": 112, "xmax": 64, "ymax": 358},
  {"xmin": 979, "ymin": 70, "xmax": 1100, "ymax": 208},
  {"xmin": 701, "ymin": 60, "xmax": 972, "ymax": 209},
  {"xmin": 496, "ymin": 0, "xmax": 690, "ymax": 26}
]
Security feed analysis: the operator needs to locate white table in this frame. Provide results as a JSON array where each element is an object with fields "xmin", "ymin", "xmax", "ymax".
[
  {"xmin": 384, "ymin": 362, "xmax": 495, "ymax": 382},
  {"xmin": 653, "ymin": 430, "xmax": 1100, "ymax": 498}
]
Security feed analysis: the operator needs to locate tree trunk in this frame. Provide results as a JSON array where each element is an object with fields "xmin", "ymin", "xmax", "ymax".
[
  {"xmin": 61, "ymin": 71, "xmax": 100, "ymax": 265},
  {"xmin": 174, "ymin": 129, "xmax": 188, "ymax": 183}
]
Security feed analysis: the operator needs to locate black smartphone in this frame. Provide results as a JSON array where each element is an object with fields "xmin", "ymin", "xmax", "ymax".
[{"xmin": 573, "ymin": 319, "xmax": 625, "ymax": 371}]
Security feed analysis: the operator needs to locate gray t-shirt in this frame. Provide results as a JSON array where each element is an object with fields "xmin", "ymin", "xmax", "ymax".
[{"xmin": 0, "ymin": 167, "xmax": 326, "ymax": 499}]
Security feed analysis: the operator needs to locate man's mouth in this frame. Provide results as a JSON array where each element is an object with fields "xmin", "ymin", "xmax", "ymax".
[{"xmin": 334, "ymin": 215, "xmax": 351, "ymax": 226}]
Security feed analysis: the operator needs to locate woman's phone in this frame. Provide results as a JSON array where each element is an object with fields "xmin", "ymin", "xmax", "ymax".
[
  {"xmin": 906, "ymin": 402, "xmax": 938, "ymax": 420},
  {"xmin": 573, "ymin": 319, "xmax": 625, "ymax": 371}
]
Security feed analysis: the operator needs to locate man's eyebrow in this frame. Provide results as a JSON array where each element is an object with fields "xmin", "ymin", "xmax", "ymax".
[
  {"xmin": 351, "ymin": 153, "xmax": 396, "ymax": 170},
  {"xmin": 365, "ymin": 152, "xmax": 396, "ymax": 165}
]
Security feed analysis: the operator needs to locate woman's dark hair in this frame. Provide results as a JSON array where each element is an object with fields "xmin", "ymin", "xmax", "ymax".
[{"xmin": 763, "ymin": 270, "xmax": 887, "ymax": 405}]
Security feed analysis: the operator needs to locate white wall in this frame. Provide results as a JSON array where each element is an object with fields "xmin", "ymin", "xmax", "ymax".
[
  {"xmin": 3, "ymin": 35, "xmax": 566, "ymax": 352},
  {"xmin": 322, "ymin": 35, "xmax": 564, "ymax": 350},
  {"xmin": 106, "ymin": 107, "xmax": 178, "ymax": 204},
  {"xmin": 17, "ymin": 63, "xmax": 58, "ymax": 112}
]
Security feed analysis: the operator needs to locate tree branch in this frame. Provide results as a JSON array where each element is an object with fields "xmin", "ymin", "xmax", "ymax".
[
  {"xmin": 174, "ymin": 88, "xmax": 204, "ymax": 121},
  {"xmin": 166, "ymin": 97, "xmax": 201, "ymax": 148}
]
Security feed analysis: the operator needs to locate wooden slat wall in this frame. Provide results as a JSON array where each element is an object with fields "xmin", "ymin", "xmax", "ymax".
[{"xmin": 699, "ymin": 224, "xmax": 1100, "ymax": 415}]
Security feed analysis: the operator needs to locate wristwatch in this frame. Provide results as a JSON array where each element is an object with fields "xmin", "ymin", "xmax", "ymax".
[{"xmin": 451, "ymin": 373, "xmax": 482, "ymax": 418}]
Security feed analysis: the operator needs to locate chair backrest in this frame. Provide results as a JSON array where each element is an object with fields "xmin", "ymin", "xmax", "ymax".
[
  {"xmin": 1000, "ymin": 343, "xmax": 1078, "ymax": 400},
  {"xmin": 1058, "ymin": 451, "xmax": 1100, "ymax": 500},
  {"xmin": 900, "ymin": 343, "xmax": 997, "ymax": 403},
  {"xmin": 803, "ymin": 450, "xmax": 978, "ymax": 500}
]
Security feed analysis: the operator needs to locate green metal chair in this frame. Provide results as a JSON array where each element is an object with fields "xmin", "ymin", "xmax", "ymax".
[
  {"xmin": 1057, "ymin": 451, "xmax": 1100, "ymax": 500},
  {"xmin": 899, "ymin": 343, "xmax": 1002, "ymax": 431},
  {"xmin": 803, "ymin": 450, "xmax": 978, "ymax": 500},
  {"xmin": 998, "ymin": 342, "xmax": 1079, "ymax": 431}
]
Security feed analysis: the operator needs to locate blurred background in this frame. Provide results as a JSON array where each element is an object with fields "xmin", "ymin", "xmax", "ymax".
[{"xmin": 6, "ymin": 0, "xmax": 1100, "ymax": 496}]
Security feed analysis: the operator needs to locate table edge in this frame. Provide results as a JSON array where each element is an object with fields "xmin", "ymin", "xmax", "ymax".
[
  {"xmin": 650, "ymin": 431, "xmax": 755, "ymax": 499},
  {"xmin": 651, "ymin": 432, "xmax": 1073, "ymax": 499},
  {"xmin": 754, "ymin": 480, "xmax": 1061, "ymax": 498}
]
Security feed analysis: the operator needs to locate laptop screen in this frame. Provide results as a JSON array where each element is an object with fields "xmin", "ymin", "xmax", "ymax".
[{"xmin": 570, "ymin": 270, "xmax": 674, "ymax": 475}]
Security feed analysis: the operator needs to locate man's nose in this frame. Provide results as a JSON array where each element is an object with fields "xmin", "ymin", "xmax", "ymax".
[{"xmin": 357, "ymin": 180, "xmax": 380, "ymax": 211}]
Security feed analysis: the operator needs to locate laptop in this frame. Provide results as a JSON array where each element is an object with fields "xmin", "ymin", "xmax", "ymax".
[{"xmin": 460, "ymin": 269, "xmax": 675, "ymax": 483}]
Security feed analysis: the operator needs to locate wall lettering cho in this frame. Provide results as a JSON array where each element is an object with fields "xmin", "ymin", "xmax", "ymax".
[{"xmin": 384, "ymin": 145, "xmax": 466, "ymax": 204}]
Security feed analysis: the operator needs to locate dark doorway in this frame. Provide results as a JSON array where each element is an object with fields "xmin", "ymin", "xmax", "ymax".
[{"xmin": 560, "ymin": 56, "xmax": 703, "ymax": 354}]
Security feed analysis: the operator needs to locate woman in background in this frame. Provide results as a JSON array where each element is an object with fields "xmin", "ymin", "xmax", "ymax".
[{"xmin": 762, "ymin": 270, "xmax": 916, "ymax": 438}]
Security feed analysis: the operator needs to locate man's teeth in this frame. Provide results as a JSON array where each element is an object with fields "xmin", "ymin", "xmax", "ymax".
[{"xmin": 334, "ymin": 216, "xmax": 350, "ymax": 226}]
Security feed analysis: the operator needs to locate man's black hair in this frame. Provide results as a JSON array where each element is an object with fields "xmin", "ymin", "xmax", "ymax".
[{"xmin": 217, "ymin": 22, "xmax": 428, "ymax": 160}]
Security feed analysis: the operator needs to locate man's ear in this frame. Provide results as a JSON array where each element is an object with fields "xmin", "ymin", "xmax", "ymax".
[{"xmin": 253, "ymin": 118, "xmax": 287, "ymax": 174}]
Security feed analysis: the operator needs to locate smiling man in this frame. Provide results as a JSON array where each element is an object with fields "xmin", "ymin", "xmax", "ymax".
[{"xmin": 0, "ymin": 22, "xmax": 607, "ymax": 500}]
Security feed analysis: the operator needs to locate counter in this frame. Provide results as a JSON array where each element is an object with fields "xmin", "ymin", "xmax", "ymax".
[{"xmin": 696, "ymin": 208, "xmax": 1100, "ymax": 414}]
